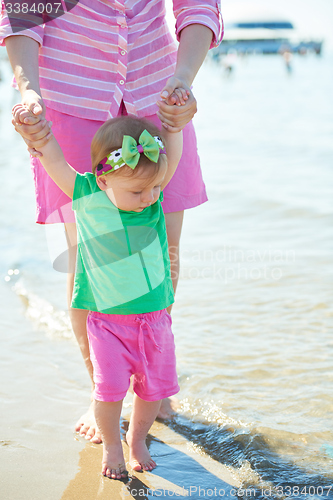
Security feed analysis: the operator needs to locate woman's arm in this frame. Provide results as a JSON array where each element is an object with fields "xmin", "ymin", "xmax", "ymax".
[
  {"xmin": 5, "ymin": 36, "xmax": 44, "ymax": 117},
  {"xmin": 157, "ymin": 24, "xmax": 214, "ymax": 132},
  {"xmin": 6, "ymin": 36, "xmax": 50, "ymax": 145},
  {"xmin": 167, "ymin": 24, "xmax": 214, "ymax": 91}
]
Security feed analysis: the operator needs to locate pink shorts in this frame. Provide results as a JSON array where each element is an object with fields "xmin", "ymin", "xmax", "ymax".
[
  {"xmin": 87, "ymin": 309, "xmax": 179, "ymax": 402},
  {"xmin": 31, "ymin": 107, "xmax": 208, "ymax": 224}
]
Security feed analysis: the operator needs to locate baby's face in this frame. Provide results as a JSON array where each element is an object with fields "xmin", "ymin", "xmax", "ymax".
[{"xmin": 101, "ymin": 160, "xmax": 167, "ymax": 212}]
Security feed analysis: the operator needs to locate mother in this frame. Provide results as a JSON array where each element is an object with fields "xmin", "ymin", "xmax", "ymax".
[{"xmin": 1, "ymin": 0, "xmax": 222, "ymax": 442}]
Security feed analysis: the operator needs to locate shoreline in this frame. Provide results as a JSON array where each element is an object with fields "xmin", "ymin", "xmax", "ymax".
[{"xmin": 61, "ymin": 420, "xmax": 239, "ymax": 500}]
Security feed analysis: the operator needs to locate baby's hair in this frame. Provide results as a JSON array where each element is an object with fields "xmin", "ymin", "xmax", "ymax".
[{"xmin": 91, "ymin": 115, "xmax": 166, "ymax": 178}]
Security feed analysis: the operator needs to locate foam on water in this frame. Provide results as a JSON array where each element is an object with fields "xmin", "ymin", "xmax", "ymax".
[{"xmin": 12, "ymin": 279, "xmax": 73, "ymax": 340}]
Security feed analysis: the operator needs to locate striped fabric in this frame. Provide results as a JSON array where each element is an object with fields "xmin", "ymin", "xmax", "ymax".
[{"xmin": 0, "ymin": 0, "xmax": 223, "ymax": 121}]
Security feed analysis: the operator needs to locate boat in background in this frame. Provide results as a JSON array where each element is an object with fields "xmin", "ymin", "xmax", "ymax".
[{"xmin": 215, "ymin": 2, "xmax": 323, "ymax": 56}]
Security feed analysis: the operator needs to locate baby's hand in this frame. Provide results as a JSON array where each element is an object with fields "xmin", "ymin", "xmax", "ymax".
[
  {"xmin": 12, "ymin": 104, "xmax": 39, "ymax": 125},
  {"xmin": 165, "ymin": 88, "xmax": 190, "ymax": 107},
  {"xmin": 12, "ymin": 104, "xmax": 52, "ymax": 157}
]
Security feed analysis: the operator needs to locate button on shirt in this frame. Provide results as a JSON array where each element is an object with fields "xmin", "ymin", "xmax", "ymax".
[{"xmin": 0, "ymin": 0, "xmax": 223, "ymax": 121}]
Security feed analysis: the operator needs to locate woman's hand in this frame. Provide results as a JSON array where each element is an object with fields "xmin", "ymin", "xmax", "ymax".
[
  {"xmin": 12, "ymin": 91, "xmax": 52, "ymax": 156},
  {"xmin": 157, "ymin": 77, "xmax": 197, "ymax": 133}
]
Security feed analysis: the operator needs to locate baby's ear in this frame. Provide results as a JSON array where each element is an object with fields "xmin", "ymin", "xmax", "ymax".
[{"xmin": 96, "ymin": 175, "xmax": 108, "ymax": 191}]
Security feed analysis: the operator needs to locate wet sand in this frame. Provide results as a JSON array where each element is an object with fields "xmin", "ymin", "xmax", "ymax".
[
  {"xmin": 0, "ymin": 283, "xmax": 237, "ymax": 500},
  {"xmin": 0, "ymin": 283, "xmax": 86, "ymax": 500},
  {"xmin": 61, "ymin": 421, "xmax": 239, "ymax": 500}
]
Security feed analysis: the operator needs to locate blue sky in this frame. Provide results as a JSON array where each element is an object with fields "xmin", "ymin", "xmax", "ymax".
[
  {"xmin": 166, "ymin": 0, "xmax": 333, "ymax": 51},
  {"xmin": 222, "ymin": 0, "xmax": 333, "ymax": 47}
]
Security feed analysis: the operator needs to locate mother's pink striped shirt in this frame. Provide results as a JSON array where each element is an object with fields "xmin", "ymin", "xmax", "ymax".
[{"xmin": 0, "ymin": 0, "xmax": 223, "ymax": 121}]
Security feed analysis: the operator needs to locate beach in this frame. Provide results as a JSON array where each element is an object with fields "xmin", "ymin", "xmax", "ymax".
[{"xmin": 1, "ymin": 43, "xmax": 333, "ymax": 499}]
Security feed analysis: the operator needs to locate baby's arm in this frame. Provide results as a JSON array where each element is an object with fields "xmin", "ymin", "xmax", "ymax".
[
  {"xmin": 13, "ymin": 105, "xmax": 76, "ymax": 198},
  {"xmin": 160, "ymin": 129, "xmax": 183, "ymax": 190},
  {"xmin": 158, "ymin": 87, "xmax": 187, "ymax": 188},
  {"xmin": 159, "ymin": 88, "xmax": 187, "ymax": 186}
]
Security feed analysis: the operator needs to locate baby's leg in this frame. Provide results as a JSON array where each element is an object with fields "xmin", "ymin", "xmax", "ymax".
[
  {"xmin": 126, "ymin": 395, "xmax": 161, "ymax": 471},
  {"xmin": 94, "ymin": 399, "xmax": 128, "ymax": 479}
]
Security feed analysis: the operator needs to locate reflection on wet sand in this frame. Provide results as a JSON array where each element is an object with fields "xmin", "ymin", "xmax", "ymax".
[{"xmin": 61, "ymin": 419, "xmax": 238, "ymax": 500}]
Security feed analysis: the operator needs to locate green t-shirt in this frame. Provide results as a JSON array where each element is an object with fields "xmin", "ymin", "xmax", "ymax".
[{"xmin": 71, "ymin": 172, "xmax": 174, "ymax": 314}]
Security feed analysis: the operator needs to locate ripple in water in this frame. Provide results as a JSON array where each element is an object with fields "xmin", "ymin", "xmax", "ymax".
[{"xmin": 169, "ymin": 400, "xmax": 333, "ymax": 498}]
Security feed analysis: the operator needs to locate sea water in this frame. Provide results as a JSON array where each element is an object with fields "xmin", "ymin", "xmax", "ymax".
[{"xmin": 1, "ymin": 49, "xmax": 332, "ymax": 497}]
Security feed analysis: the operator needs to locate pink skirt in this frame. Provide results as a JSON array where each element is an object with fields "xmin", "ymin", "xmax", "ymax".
[{"xmin": 30, "ymin": 107, "xmax": 208, "ymax": 224}]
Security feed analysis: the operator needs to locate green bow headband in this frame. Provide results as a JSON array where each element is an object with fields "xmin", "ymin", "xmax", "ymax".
[{"xmin": 96, "ymin": 130, "xmax": 166, "ymax": 177}]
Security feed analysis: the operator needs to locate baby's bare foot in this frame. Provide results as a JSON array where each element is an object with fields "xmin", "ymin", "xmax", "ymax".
[
  {"xmin": 126, "ymin": 431, "xmax": 156, "ymax": 472},
  {"xmin": 75, "ymin": 402, "xmax": 102, "ymax": 443},
  {"xmin": 102, "ymin": 442, "xmax": 128, "ymax": 480}
]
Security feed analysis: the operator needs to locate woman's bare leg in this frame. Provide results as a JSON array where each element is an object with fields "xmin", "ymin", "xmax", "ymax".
[
  {"xmin": 165, "ymin": 210, "xmax": 184, "ymax": 313},
  {"xmin": 156, "ymin": 211, "xmax": 184, "ymax": 419},
  {"xmin": 126, "ymin": 395, "xmax": 161, "ymax": 471},
  {"xmin": 64, "ymin": 222, "xmax": 102, "ymax": 443}
]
